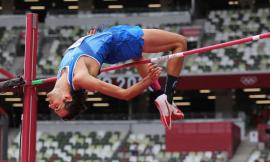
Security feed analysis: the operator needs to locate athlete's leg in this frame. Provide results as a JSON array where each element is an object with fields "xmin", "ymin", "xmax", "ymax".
[
  {"xmin": 142, "ymin": 29, "xmax": 186, "ymax": 75},
  {"xmin": 138, "ymin": 29, "xmax": 186, "ymax": 128},
  {"xmin": 142, "ymin": 29, "xmax": 187, "ymax": 103}
]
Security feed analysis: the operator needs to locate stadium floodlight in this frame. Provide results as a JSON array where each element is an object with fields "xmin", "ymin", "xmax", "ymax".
[
  {"xmin": 5, "ymin": 98, "xmax": 22, "ymax": 102},
  {"xmin": 12, "ymin": 103, "xmax": 23, "ymax": 107},
  {"xmin": 148, "ymin": 4, "xmax": 161, "ymax": 8},
  {"xmin": 208, "ymin": 96, "xmax": 216, "ymax": 100},
  {"xmin": 243, "ymin": 88, "xmax": 261, "ymax": 92},
  {"xmin": 173, "ymin": 96, "xmax": 183, "ymax": 101},
  {"xmin": 108, "ymin": 5, "xmax": 123, "ymax": 9},
  {"xmin": 228, "ymin": 1, "xmax": 239, "ymax": 5},
  {"xmin": 0, "ymin": 92, "xmax": 14, "ymax": 96},
  {"xmin": 86, "ymin": 97, "xmax": 103, "ymax": 102},
  {"xmin": 68, "ymin": 6, "xmax": 79, "ymax": 10},
  {"xmin": 88, "ymin": 92, "xmax": 94, "ymax": 95},
  {"xmin": 200, "ymin": 89, "xmax": 211, "ymax": 93},
  {"xmin": 93, "ymin": 103, "xmax": 109, "ymax": 107},
  {"xmin": 175, "ymin": 102, "xmax": 191, "ymax": 106},
  {"xmin": 30, "ymin": 6, "xmax": 45, "ymax": 10},
  {"xmin": 256, "ymin": 100, "xmax": 270, "ymax": 104},
  {"xmin": 249, "ymin": 94, "xmax": 267, "ymax": 99},
  {"xmin": 38, "ymin": 92, "xmax": 47, "ymax": 95}
]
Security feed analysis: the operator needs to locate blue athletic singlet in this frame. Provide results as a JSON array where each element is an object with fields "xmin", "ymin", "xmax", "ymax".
[{"xmin": 57, "ymin": 25, "xmax": 144, "ymax": 90}]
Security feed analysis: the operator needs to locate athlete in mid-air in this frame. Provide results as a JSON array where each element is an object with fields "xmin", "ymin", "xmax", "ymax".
[{"xmin": 47, "ymin": 25, "xmax": 187, "ymax": 129}]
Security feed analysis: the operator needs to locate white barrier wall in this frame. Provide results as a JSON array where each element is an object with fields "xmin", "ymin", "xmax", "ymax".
[
  {"xmin": 0, "ymin": 15, "xmax": 25, "ymax": 27},
  {"xmin": 0, "ymin": 11, "xmax": 190, "ymax": 28},
  {"xmin": 46, "ymin": 11, "xmax": 191, "ymax": 27}
]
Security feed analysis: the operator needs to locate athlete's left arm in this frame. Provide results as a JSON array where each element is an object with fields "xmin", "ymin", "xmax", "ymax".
[
  {"xmin": 73, "ymin": 61, "xmax": 161, "ymax": 100},
  {"xmin": 74, "ymin": 73, "xmax": 156, "ymax": 100}
]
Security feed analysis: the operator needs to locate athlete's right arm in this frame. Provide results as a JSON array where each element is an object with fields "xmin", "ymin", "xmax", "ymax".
[{"xmin": 74, "ymin": 65, "xmax": 161, "ymax": 100}]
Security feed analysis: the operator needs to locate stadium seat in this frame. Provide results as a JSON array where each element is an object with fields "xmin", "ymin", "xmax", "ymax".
[{"xmin": 8, "ymin": 130, "xmax": 127, "ymax": 161}]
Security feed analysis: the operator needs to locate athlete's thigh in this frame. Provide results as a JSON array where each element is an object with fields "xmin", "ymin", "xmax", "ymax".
[{"xmin": 142, "ymin": 29, "xmax": 185, "ymax": 53}]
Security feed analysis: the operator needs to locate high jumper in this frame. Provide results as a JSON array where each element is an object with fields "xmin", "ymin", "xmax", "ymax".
[{"xmin": 46, "ymin": 25, "xmax": 186, "ymax": 129}]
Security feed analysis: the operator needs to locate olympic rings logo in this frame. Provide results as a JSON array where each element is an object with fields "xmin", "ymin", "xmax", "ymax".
[{"xmin": 240, "ymin": 76, "xmax": 258, "ymax": 86}]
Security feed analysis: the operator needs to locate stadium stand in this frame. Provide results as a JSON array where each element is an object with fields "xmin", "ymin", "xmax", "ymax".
[
  {"xmin": 1, "ymin": 9, "xmax": 270, "ymax": 76},
  {"xmin": 37, "ymin": 25, "xmax": 89, "ymax": 75},
  {"xmin": 248, "ymin": 148, "xmax": 270, "ymax": 162},
  {"xmin": 184, "ymin": 8, "xmax": 270, "ymax": 74},
  {"xmin": 8, "ymin": 121, "xmax": 231, "ymax": 162},
  {"xmin": 0, "ymin": 27, "xmax": 21, "ymax": 72},
  {"xmin": 8, "ymin": 130, "xmax": 127, "ymax": 161}
]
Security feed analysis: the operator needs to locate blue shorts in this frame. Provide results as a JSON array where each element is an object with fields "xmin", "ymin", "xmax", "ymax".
[
  {"xmin": 57, "ymin": 25, "xmax": 144, "ymax": 90},
  {"xmin": 102, "ymin": 25, "xmax": 144, "ymax": 64},
  {"xmin": 79, "ymin": 25, "xmax": 144, "ymax": 64}
]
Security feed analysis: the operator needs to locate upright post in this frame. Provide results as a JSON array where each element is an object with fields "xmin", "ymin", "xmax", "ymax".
[{"xmin": 21, "ymin": 13, "xmax": 38, "ymax": 162}]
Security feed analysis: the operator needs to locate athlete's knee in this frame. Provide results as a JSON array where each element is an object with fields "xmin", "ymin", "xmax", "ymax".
[{"xmin": 174, "ymin": 35, "xmax": 187, "ymax": 51}]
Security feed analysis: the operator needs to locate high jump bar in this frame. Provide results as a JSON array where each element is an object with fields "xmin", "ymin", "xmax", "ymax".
[{"xmin": 30, "ymin": 32, "xmax": 270, "ymax": 85}]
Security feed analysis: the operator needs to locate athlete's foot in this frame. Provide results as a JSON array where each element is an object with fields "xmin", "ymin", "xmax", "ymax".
[
  {"xmin": 154, "ymin": 94, "xmax": 172, "ymax": 129},
  {"xmin": 170, "ymin": 102, "xmax": 184, "ymax": 120},
  {"xmin": 155, "ymin": 94, "xmax": 184, "ymax": 129}
]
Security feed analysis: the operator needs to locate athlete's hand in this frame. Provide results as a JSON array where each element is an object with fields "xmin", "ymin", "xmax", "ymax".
[
  {"xmin": 147, "ymin": 64, "xmax": 161, "ymax": 81},
  {"xmin": 87, "ymin": 27, "xmax": 97, "ymax": 36}
]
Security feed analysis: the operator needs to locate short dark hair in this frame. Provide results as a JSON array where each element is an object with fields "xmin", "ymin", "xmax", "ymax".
[{"xmin": 61, "ymin": 89, "xmax": 87, "ymax": 120}]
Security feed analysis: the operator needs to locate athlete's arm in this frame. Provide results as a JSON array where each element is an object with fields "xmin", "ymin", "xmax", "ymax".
[
  {"xmin": 134, "ymin": 58, "xmax": 162, "ymax": 90},
  {"xmin": 74, "ymin": 64, "xmax": 161, "ymax": 100}
]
